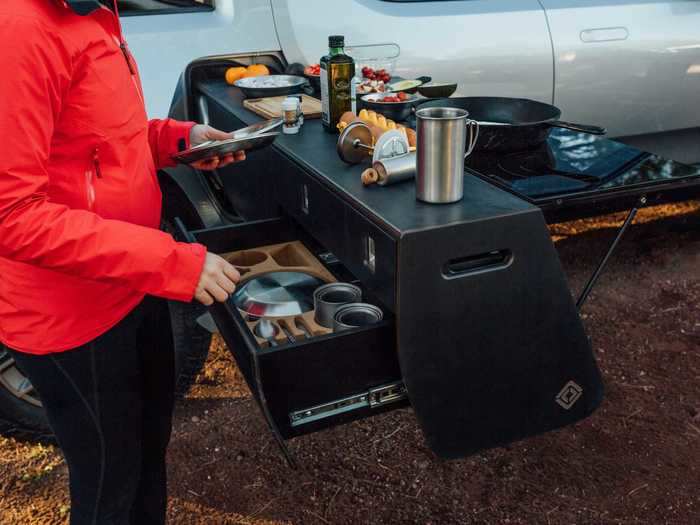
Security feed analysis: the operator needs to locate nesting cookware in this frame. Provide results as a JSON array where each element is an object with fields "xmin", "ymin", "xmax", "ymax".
[{"xmin": 313, "ymin": 283, "xmax": 362, "ymax": 328}]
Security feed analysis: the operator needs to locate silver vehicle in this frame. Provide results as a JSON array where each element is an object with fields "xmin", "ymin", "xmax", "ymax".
[
  {"xmin": 2, "ymin": 0, "xmax": 699, "ymax": 434},
  {"xmin": 120, "ymin": 0, "xmax": 700, "ymax": 161}
]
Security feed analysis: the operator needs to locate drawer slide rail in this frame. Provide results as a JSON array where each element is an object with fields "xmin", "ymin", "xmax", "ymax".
[{"xmin": 290, "ymin": 381, "xmax": 407, "ymax": 427}]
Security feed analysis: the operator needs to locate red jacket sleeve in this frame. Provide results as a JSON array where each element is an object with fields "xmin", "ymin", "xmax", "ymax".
[
  {"xmin": 148, "ymin": 118, "xmax": 196, "ymax": 169},
  {"xmin": 0, "ymin": 17, "xmax": 206, "ymax": 302}
]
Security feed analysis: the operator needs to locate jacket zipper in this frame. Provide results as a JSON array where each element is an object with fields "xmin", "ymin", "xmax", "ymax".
[
  {"xmin": 85, "ymin": 147, "xmax": 101, "ymax": 210},
  {"xmin": 120, "ymin": 42, "xmax": 136, "ymax": 75},
  {"xmin": 93, "ymin": 147, "xmax": 103, "ymax": 178},
  {"xmin": 103, "ymin": 1, "xmax": 145, "ymax": 103}
]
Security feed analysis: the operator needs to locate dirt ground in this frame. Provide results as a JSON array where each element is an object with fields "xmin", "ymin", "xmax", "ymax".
[{"xmin": 1, "ymin": 202, "xmax": 698, "ymax": 525}]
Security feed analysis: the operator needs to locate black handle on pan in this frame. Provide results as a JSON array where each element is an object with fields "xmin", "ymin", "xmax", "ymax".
[
  {"xmin": 302, "ymin": 82, "xmax": 315, "ymax": 96},
  {"xmin": 549, "ymin": 120, "xmax": 607, "ymax": 135}
]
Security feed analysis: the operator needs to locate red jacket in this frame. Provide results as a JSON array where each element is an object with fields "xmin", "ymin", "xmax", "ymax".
[{"xmin": 0, "ymin": 0, "xmax": 207, "ymax": 354}]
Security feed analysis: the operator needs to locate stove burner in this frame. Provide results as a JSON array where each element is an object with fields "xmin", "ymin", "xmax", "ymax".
[
  {"xmin": 491, "ymin": 145, "xmax": 600, "ymax": 185},
  {"xmin": 466, "ymin": 129, "xmax": 700, "ymax": 205}
]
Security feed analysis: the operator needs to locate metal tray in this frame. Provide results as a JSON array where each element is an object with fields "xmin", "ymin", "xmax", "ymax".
[
  {"xmin": 231, "ymin": 118, "xmax": 284, "ymax": 139},
  {"xmin": 173, "ymin": 131, "xmax": 280, "ymax": 164}
]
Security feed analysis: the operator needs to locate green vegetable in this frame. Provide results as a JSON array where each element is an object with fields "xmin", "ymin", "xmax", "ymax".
[{"xmin": 388, "ymin": 79, "xmax": 423, "ymax": 93}]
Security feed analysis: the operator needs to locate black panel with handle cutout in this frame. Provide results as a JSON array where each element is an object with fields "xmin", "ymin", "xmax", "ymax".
[{"xmin": 442, "ymin": 249, "xmax": 512, "ymax": 279}]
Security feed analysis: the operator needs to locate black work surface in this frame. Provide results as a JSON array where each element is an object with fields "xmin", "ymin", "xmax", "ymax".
[{"xmin": 198, "ymin": 82, "xmax": 536, "ymax": 237}]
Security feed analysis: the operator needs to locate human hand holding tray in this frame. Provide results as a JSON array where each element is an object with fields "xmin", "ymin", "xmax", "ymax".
[{"xmin": 173, "ymin": 118, "xmax": 282, "ymax": 165}]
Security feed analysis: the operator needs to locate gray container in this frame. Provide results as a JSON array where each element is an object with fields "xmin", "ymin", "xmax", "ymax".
[
  {"xmin": 373, "ymin": 152, "xmax": 416, "ymax": 186},
  {"xmin": 415, "ymin": 107, "xmax": 479, "ymax": 204},
  {"xmin": 333, "ymin": 303, "xmax": 384, "ymax": 332},
  {"xmin": 313, "ymin": 283, "xmax": 362, "ymax": 328}
]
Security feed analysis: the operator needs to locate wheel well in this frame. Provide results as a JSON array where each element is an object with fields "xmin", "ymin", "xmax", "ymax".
[{"xmin": 160, "ymin": 167, "xmax": 227, "ymax": 231}]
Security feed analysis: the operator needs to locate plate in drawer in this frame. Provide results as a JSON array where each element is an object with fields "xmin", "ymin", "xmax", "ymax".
[{"xmin": 232, "ymin": 271, "xmax": 324, "ymax": 318}]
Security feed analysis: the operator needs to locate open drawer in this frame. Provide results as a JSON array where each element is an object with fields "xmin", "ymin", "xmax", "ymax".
[{"xmin": 178, "ymin": 216, "xmax": 407, "ymax": 451}]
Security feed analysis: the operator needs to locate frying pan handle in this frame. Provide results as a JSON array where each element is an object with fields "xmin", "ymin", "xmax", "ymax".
[
  {"xmin": 464, "ymin": 119, "xmax": 480, "ymax": 158},
  {"xmin": 302, "ymin": 82, "xmax": 315, "ymax": 96},
  {"xmin": 550, "ymin": 120, "xmax": 607, "ymax": 135}
]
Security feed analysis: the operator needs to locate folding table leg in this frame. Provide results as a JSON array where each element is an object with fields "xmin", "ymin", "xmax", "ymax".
[{"xmin": 576, "ymin": 196, "xmax": 647, "ymax": 311}]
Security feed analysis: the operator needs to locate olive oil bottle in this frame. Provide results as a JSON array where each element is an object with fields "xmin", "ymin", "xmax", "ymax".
[{"xmin": 320, "ymin": 35, "xmax": 355, "ymax": 133}]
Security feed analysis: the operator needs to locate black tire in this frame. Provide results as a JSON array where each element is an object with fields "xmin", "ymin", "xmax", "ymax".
[
  {"xmin": 169, "ymin": 299, "xmax": 213, "ymax": 398},
  {"xmin": 0, "ymin": 345, "xmax": 52, "ymax": 437},
  {"xmin": 160, "ymin": 215, "xmax": 213, "ymax": 399}
]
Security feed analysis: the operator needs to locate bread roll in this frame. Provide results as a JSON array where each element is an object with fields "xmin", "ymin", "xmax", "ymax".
[
  {"xmin": 361, "ymin": 168, "xmax": 379, "ymax": 186},
  {"xmin": 355, "ymin": 108, "xmax": 416, "ymax": 147},
  {"xmin": 369, "ymin": 125, "xmax": 385, "ymax": 146},
  {"xmin": 405, "ymin": 128, "xmax": 417, "ymax": 148}
]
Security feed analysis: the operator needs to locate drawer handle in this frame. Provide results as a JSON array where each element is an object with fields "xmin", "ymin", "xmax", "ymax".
[
  {"xmin": 300, "ymin": 184, "xmax": 310, "ymax": 215},
  {"xmin": 442, "ymin": 249, "xmax": 512, "ymax": 279}
]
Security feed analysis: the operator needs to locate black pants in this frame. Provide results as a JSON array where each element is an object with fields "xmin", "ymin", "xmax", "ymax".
[{"xmin": 8, "ymin": 297, "xmax": 175, "ymax": 525}]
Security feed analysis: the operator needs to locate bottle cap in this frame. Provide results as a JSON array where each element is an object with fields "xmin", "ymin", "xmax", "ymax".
[
  {"xmin": 282, "ymin": 97, "xmax": 300, "ymax": 110},
  {"xmin": 329, "ymin": 35, "xmax": 345, "ymax": 48}
]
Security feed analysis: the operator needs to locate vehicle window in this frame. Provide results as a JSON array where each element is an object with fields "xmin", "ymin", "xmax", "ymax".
[{"xmin": 117, "ymin": 0, "xmax": 213, "ymax": 16}]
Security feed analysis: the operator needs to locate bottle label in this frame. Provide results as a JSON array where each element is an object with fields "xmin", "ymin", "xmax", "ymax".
[{"xmin": 320, "ymin": 67, "xmax": 330, "ymax": 125}]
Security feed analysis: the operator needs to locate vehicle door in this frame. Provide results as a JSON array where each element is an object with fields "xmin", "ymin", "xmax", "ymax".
[
  {"xmin": 540, "ymin": 0, "xmax": 700, "ymax": 140},
  {"xmin": 270, "ymin": 0, "xmax": 554, "ymax": 104},
  {"xmin": 119, "ymin": 0, "xmax": 280, "ymax": 117}
]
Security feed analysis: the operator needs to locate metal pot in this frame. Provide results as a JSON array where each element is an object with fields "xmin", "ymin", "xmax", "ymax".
[
  {"xmin": 313, "ymin": 283, "xmax": 362, "ymax": 328},
  {"xmin": 332, "ymin": 303, "xmax": 383, "ymax": 332},
  {"xmin": 417, "ymin": 97, "xmax": 606, "ymax": 152}
]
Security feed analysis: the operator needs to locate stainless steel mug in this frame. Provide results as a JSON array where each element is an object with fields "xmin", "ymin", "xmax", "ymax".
[{"xmin": 415, "ymin": 107, "xmax": 479, "ymax": 204}]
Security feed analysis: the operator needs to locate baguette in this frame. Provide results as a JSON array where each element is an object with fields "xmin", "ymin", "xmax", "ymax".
[{"xmin": 358, "ymin": 109, "xmax": 416, "ymax": 147}]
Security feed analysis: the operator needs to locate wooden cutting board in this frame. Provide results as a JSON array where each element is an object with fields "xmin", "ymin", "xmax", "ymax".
[{"xmin": 243, "ymin": 95, "xmax": 322, "ymax": 120}]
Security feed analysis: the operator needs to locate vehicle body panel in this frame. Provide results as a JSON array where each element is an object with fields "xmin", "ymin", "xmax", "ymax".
[
  {"xmin": 121, "ymin": 0, "xmax": 279, "ymax": 117},
  {"xmin": 271, "ymin": 0, "xmax": 554, "ymax": 104},
  {"xmin": 541, "ymin": 0, "xmax": 700, "ymax": 137}
]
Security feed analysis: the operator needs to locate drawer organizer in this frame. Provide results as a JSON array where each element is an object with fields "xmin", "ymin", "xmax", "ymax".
[{"xmin": 221, "ymin": 241, "xmax": 338, "ymax": 347}]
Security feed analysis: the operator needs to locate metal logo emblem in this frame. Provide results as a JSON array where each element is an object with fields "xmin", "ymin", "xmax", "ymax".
[{"xmin": 555, "ymin": 380, "xmax": 583, "ymax": 410}]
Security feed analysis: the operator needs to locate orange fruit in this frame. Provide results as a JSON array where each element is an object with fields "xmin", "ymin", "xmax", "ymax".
[
  {"xmin": 225, "ymin": 66, "xmax": 247, "ymax": 85},
  {"xmin": 243, "ymin": 64, "xmax": 270, "ymax": 78}
]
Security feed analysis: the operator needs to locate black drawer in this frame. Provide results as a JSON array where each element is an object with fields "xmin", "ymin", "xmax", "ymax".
[
  {"xmin": 274, "ymin": 157, "xmax": 397, "ymax": 311},
  {"xmin": 183, "ymin": 218, "xmax": 406, "ymax": 440}
]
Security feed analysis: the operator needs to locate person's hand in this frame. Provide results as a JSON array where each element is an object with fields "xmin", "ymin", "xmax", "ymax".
[
  {"xmin": 189, "ymin": 124, "xmax": 246, "ymax": 170},
  {"xmin": 194, "ymin": 252, "xmax": 241, "ymax": 306}
]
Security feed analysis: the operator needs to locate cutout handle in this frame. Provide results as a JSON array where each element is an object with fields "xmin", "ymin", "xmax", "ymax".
[{"xmin": 442, "ymin": 249, "xmax": 512, "ymax": 278}]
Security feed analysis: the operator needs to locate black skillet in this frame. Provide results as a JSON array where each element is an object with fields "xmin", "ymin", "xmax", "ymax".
[{"xmin": 416, "ymin": 97, "xmax": 606, "ymax": 153}]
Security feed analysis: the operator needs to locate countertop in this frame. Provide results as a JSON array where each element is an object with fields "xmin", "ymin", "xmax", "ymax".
[{"xmin": 198, "ymin": 81, "xmax": 537, "ymax": 237}]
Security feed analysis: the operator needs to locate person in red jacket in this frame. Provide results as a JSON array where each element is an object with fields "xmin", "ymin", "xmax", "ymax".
[{"xmin": 0, "ymin": 0, "xmax": 245, "ymax": 523}]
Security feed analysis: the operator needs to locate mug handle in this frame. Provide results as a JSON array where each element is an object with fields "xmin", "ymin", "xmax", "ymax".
[{"xmin": 464, "ymin": 119, "xmax": 480, "ymax": 159}]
